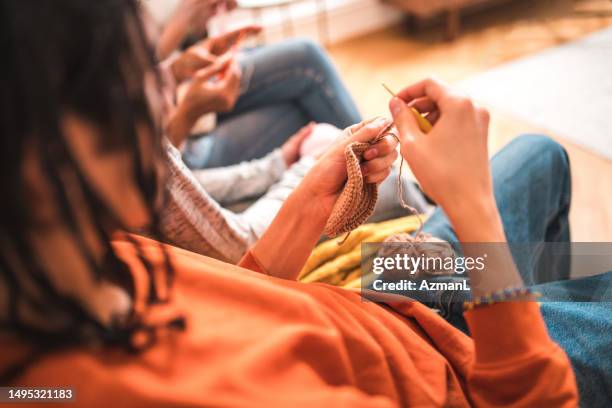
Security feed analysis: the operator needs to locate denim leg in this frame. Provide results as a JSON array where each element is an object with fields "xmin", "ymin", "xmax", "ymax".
[
  {"xmin": 536, "ymin": 270, "xmax": 612, "ymax": 408},
  {"xmin": 528, "ymin": 274, "xmax": 612, "ymax": 407},
  {"xmin": 423, "ymin": 134, "xmax": 572, "ymax": 285},
  {"xmin": 182, "ymin": 104, "xmax": 308, "ymax": 168},
  {"xmin": 228, "ymin": 38, "xmax": 361, "ymax": 127},
  {"xmin": 541, "ymin": 302, "xmax": 612, "ymax": 407},
  {"xmin": 183, "ymin": 38, "xmax": 361, "ymax": 168}
]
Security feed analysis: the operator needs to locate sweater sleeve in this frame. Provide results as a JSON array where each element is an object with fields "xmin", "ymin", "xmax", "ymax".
[
  {"xmin": 160, "ymin": 139, "xmax": 258, "ymax": 263},
  {"xmin": 192, "ymin": 149, "xmax": 287, "ymax": 205},
  {"xmin": 237, "ymin": 155, "xmax": 316, "ymax": 238},
  {"xmin": 464, "ymin": 301, "xmax": 578, "ymax": 407}
]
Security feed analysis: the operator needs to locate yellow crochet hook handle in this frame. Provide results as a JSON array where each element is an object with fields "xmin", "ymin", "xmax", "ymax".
[
  {"xmin": 411, "ymin": 108, "xmax": 433, "ymax": 133},
  {"xmin": 382, "ymin": 83, "xmax": 433, "ymax": 134}
]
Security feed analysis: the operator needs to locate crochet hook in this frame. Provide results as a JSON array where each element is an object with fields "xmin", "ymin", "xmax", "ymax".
[{"xmin": 382, "ymin": 83, "xmax": 433, "ymax": 133}]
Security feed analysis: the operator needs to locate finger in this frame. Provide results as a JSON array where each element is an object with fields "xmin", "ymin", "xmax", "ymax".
[
  {"xmin": 426, "ymin": 110, "xmax": 440, "ymax": 124},
  {"xmin": 225, "ymin": 59, "xmax": 241, "ymax": 77},
  {"xmin": 389, "ymin": 97, "xmax": 422, "ymax": 142},
  {"xmin": 396, "ymin": 77, "xmax": 451, "ymax": 109},
  {"xmin": 193, "ymin": 63, "xmax": 227, "ymax": 82},
  {"xmin": 216, "ymin": 58, "xmax": 240, "ymax": 83},
  {"xmin": 294, "ymin": 122, "xmax": 315, "ymax": 140},
  {"xmin": 477, "ymin": 107, "xmax": 490, "ymax": 128},
  {"xmin": 227, "ymin": 25, "xmax": 260, "ymax": 46},
  {"xmin": 408, "ymin": 97, "xmax": 436, "ymax": 114},
  {"xmin": 363, "ymin": 148, "xmax": 377, "ymax": 161},
  {"xmin": 194, "ymin": 56, "xmax": 233, "ymax": 80},
  {"xmin": 179, "ymin": 54, "xmax": 216, "ymax": 78},
  {"xmin": 226, "ymin": 0, "xmax": 238, "ymax": 11},
  {"xmin": 243, "ymin": 25, "xmax": 263, "ymax": 34},
  {"xmin": 365, "ymin": 168, "xmax": 392, "ymax": 184},
  {"xmin": 350, "ymin": 117, "xmax": 392, "ymax": 144},
  {"xmin": 190, "ymin": 46, "xmax": 216, "ymax": 63},
  {"xmin": 343, "ymin": 116, "xmax": 379, "ymax": 137},
  {"xmin": 364, "ymin": 134, "xmax": 398, "ymax": 159},
  {"xmin": 361, "ymin": 149, "xmax": 398, "ymax": 176}
]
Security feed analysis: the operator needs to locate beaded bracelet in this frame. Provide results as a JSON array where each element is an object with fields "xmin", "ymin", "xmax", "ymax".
[{"xmin": 463, "ymin": 286, "xmax": 542, "ymax": 311}]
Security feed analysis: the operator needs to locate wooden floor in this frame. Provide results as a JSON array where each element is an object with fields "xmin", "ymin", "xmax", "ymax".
[{"xmin": 328, "ymin": 0, "xmax": 612, "ymax": 241}]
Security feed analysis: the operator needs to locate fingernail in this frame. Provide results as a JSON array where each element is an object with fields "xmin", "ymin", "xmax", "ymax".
[
  {"xmin": 390, "ymin": 98, "xmax": 403, "ymax": 116},
  {"xmin": 360, "ymin": 164, "xmax": 369, "ymax": 175},
  {"xmin": 364, "ymin": 148, "xmax": 377, "ymax": 159}
]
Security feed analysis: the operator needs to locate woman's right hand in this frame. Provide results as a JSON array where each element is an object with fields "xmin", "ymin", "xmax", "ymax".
[{"xmin": 388, "ymin": 78, "xmax": 492, "ymax": 218}]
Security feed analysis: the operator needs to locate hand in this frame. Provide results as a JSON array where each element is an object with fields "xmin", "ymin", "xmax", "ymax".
[
  {"xmin": 389, "ymin": 79, "xmax": 529, "ymax": 298},
  {"xmin": 389, "ymin": 78, "xmax": 492, "ymax": 216},
  {"xmin": 300, "ymin": 117, "xmax": 399, "ymax": 218},
  {"xmin": 281, "ymin": 123, "xmax": 315, "ymax": 167},
  {"xmin": 207, "ymin": 25, "xmax": 262, "ymax": 56},
  {"xmin": 180, "ymin": 56, "xmax": 241, "ymax": 116},
  {"xmin": 166, "ymin": 57, "xmax": 241, "ymax": 144},
  {"xmin": 169, "ymin": 25, "xmax": 260, "ymax": 84},
  {"xmin": 170, "ymin": 45, "xmax": 217, "ymax": 84}
]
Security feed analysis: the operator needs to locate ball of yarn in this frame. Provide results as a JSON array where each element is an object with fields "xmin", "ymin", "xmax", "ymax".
[{"xmin": 377, "ymin": 233, "xmax": 456, "ymax": 279}]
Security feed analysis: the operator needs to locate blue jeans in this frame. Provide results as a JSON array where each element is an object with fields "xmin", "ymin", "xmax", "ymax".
[
  {"xmin": 183, "ymin": 38, "xmax": 362, "ymax": 169},
  {"xmin": 423, "ymin": 135, "xmax": 612, "ymax": 407}
]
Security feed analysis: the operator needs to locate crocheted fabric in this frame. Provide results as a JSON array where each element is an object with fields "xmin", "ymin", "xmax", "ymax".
[
  {"xmin": 324, "ymin": 124, "xmax": 394, "ymax": 238},
  {"xmin": 325, "ymin": 110, "xmax": 433, "ymax": 240}
]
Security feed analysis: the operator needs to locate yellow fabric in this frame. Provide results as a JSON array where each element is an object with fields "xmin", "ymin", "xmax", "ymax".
[{"xmin": 298, "ymin": 215, "xmax": 423, "ymax": 287}]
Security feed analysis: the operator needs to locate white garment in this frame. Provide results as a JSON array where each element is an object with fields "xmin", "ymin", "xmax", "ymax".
[{"xmin": 161, "ymin": 139, "xmax": 315, "ymax": 262}]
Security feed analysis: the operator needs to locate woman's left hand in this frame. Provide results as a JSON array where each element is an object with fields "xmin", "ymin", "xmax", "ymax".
[
  {"xmin": 300, "ymin": 117, "xmax": 399, "ymax": 218},
  {"xmin": 249, "ymin": 117, "xmax": 398, "ymax": 280}
]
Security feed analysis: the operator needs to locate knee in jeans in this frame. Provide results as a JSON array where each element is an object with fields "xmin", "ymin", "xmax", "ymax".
[
  {"xmin": 513, "ymin": 134, "xmax": 571, "ymax": 199},
  {"xmin": 514, "ymin": 134, "xmax": 569, "ymax": 170},
  {"xmin": 295, "ymin": 38, "xmax": 325, "ymax": 58},
  {"xmin": 289, "ymin": 38, "xmax": 329, "ymax": 70}
]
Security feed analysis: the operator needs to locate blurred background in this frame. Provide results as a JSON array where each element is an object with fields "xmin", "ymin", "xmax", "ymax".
[{"xmin": 147, "ymin": 0, "xmax": 612, "ymax": 242}]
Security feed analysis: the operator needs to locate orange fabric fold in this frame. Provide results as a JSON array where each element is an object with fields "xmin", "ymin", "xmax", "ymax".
[{"xmin": 1, "ymin": 238, "xmax": 577, "ymax": 407}]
